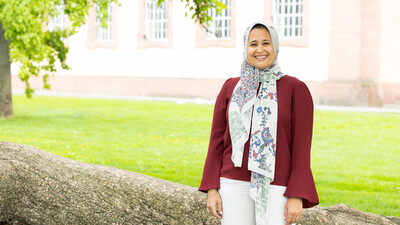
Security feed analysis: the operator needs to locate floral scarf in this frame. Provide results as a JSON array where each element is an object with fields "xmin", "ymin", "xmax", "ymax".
[{"xmin": 228, "ymin": 22, "xmax": 284, "ymax": 225}]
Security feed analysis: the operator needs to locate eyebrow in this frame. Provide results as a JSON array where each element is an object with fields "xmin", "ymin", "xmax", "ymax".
[{"xmin": 249, "ymin": 39, "xmax": 271, "ymax": 43}]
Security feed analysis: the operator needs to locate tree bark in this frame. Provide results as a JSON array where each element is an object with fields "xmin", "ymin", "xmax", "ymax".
[
  {"xmin": 0, "ymin": 23, "xmax": 13, "ymax": 118},
  {"xmin": 0, "ymin": 141, "xmax": 399, "ymax": 225}
]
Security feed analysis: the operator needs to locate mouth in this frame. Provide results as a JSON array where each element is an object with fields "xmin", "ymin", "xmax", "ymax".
[{"xmin": 254, "ymin": 55, "xmax": 267, "ymax": 61}]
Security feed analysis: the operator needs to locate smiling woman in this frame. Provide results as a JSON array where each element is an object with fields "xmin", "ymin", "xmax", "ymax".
[{"xmin": 199, "ymin": 22, "xmax": 319, "ymax": 225}]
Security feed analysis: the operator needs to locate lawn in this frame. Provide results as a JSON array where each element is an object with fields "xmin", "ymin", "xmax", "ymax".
[{"xmin": 1, "ymin": 95, "xmax": 399, "ymax": 217}]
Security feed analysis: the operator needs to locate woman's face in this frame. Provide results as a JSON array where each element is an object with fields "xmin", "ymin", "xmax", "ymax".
[{"xmin": 247, "ymin": 27, "xmax": 275, "ymax": 69}]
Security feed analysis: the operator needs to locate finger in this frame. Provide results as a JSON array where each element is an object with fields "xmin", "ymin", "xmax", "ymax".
[
  {"xmin": 217, "ymin": 199, "xmax": 223, "ymax": 216},
  {"xmin": 213, "ymin": 205, "xmax": 222, "ymax": 219},
  {"xmin": 295, "ymin": 213, "xmax": 302, "ymax": 223},
  {"xmin": 285, "ymin": 212, "xmax": 293, "ymax": 225},
  {"xmin": 291, "ymin": 209, "xmax": 302, "ymax": 223},
  {"xmin": 206, "ymin": 201, "xmax": 214, "ymax": 214},
  {"xmin": 209, "ymin": 204, "xmax": 219, "ymax": 218},
  {"xmin": 284, "ymin": 204, "xmax": 288, "ymax": 221},
  {"xmin": 294, "ymin": 214, "xmax": 300, "ymax": 223},
  {"xmin": 298, "ymin": 209, "xmax": 303, "ymax": 219},
  {"xmin": 289, "ymin": 213, "xmax": 299, "ymax": 224},
  {"xmin": 208, "ymin": 201, "xmax": 222, "ymax": 219}
]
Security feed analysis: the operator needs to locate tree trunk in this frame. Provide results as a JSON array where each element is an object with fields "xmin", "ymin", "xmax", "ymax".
[
  {"xmin": 0, "ymin": 23, "xmax": 13, "ymax": 118},
  {"xmin": 0, "ymin": 141, "xmax": 399, "ymax": 225}
]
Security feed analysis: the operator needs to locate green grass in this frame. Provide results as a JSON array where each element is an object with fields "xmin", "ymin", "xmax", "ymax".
[
  {"xmin": 1, "ymin": 95, "xmax": 399, "ymax": 217},
  {"xmin": 312, "ymin": 110, "xmax": 400, "ymax": 217}
]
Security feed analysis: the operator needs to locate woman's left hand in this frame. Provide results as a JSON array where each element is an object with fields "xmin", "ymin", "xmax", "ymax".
[{"xmin": 284, "ymin": 197, "xmax": 303, "ymax": 225}]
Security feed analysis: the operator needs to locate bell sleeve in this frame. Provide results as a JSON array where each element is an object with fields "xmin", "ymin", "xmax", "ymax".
[
  {"xmin": 198, "ymin": 78, "xmax": 232, "ymax": 192},
  {"xmin": 283, "ymin": 80, "xmax": 319, "ymax": 208}
]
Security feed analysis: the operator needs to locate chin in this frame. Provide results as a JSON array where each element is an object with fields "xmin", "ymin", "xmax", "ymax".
[{"xmin": 256, "ymin": 65, "xmax": 268, "ymax": 70}]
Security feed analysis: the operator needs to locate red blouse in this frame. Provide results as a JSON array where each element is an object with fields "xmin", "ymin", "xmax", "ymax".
[{"xmin": 199, "ymin": 75, "xmax": 319, "ymax": 208}]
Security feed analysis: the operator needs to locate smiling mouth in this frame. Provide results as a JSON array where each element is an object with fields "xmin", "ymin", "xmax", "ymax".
[{"xmin": 255, "ymin": 55, "xmax": 267, "ymax": 61}]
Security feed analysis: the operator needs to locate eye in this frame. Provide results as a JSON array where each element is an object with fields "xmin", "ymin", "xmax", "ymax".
[
  {"xmin": 263, "ymin": 42, "xmax": 270, "ymax": 45},
  {"xmin": 250, "ymin": 43, "xmax": 257, "ymax": 47}
]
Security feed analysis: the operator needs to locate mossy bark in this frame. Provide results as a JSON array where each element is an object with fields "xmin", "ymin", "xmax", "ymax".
[{"xmin": 0, "ymin": 142, "xmax": 398, "ymax": 225}]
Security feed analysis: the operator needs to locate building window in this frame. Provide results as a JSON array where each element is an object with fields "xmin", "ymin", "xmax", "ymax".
[
  {"xmin": 87, "ymin": 3, "xmax": 118, "ymax": 48},
  {"xmin": 205, "ymin": 0, "xmax": 231, "ymax": 40},
  {"xmin": 264, "ymin": 0, "xmax": 308, "ymax": 46},
  {"xmin": 272, "ymin": 0, "xmax": 303, "ymax": 38},
  {"xmin": 138, "ymin": 0, "xmax": 173, "ymax": 48},
  {"xmin": 145, "ymin": 0, "xmax": 169, "ymax": 41},
  {"xmin": 195, "ymin": 0, "xmax": 236, "ymax": 48},
  {"xmin": 49, "ymin": 4, "xmax": 67, "ymax": 31},
  {"xmin": 95, "ymin": 4, "xmax": 114, "ymax": 41}
]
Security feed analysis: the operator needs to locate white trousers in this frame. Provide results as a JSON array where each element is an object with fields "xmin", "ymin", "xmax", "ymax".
[{"xmin": 219, "ymin": 177, "xmax": 295, "ymax": 225}]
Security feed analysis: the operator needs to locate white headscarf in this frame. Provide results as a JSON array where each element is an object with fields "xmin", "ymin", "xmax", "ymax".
[{"xmin": 228, "ymin": 21, "xmax": 285, "ymax": 224}]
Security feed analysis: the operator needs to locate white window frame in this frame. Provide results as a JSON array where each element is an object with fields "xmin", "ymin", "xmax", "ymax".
[
  {"xmin": 95, "ymin": 4, "xmax": 114, "ymax": 42},
  {"xmin": 205, "ymin": 0, "xmax": 231, "ymax": 40},
  {"xmin": 272, "ymin": 0, "xmax": 303, "ymax": 38},
  {"xmin": 145, "ymin": 0, "xmax": 169, "ymax": 41},
  {"xmin": 49, "ymin": 4, "xmax": 67, "ymax": 31}
]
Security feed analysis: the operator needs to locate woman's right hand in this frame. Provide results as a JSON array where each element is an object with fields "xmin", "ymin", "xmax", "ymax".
[{"xmin": 207, "ymin": 189, "xmax": 223, "ymax": 219}]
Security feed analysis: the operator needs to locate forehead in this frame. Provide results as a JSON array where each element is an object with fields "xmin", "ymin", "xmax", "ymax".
[{"xmin": 248, "ymin": 27, "xmax": 271, "ymax": 41}]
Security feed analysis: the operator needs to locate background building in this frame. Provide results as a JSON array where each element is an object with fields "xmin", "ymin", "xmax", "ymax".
[{"xmin": 11, "ymin": 0, "xmax": 400, "ymax": 106}]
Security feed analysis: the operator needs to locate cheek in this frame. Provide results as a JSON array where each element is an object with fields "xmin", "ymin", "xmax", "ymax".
[
  {"xmin": 247, "ymin": 48, "xmax": 253, "ymax": 56},
  {"xmin": 247, "ymin": 48, "xmax": 254, "ymax": 61},
  {"xmin": 268, "ymin": 48, "xmax": 275, "ymax": 59},
  {"xmin": 268, "ymin": 46, "xmax": 274, "ymax": 54}
]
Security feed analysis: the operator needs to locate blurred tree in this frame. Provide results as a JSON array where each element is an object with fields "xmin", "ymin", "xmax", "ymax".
[{"xmin": 0, "ymin": 0, "xmax": 225, "ymax": 118}]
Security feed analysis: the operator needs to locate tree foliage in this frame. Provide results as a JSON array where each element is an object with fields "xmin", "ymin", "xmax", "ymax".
[
  {"xmin": 0, "ymin": 0, "xmax": 117, "ymax": 97},
  {"xmin": 158, "ymin": 0, "xmax": 226, "ymax": 28},
  {"xmin": 0, "ymin": 0, "xmax": 225, "ymax": 97}
]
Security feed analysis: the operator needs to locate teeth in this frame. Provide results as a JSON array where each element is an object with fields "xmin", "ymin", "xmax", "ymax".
[{"xmin": 255, "ymin": 56, "xmax": 267, "ymax": 59}]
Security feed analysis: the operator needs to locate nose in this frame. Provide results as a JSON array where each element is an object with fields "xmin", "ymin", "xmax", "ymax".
[{"xmin": 256, "ymin": 44, "xmax": 263, "ymax": 53}]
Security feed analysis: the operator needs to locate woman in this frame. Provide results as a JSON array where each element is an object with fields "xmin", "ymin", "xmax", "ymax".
[{"xmin": 199, "ymin": 22, "xmax": 319, "ymax": 225}]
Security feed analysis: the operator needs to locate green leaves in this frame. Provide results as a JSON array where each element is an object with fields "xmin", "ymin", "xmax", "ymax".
[
  {"xmin": 0, "ymin": 0, "xmax": 117, "ymax": 97},
  {"xmin": 180, "ymin": 0, "xmax": 226, "ymax": 30}
]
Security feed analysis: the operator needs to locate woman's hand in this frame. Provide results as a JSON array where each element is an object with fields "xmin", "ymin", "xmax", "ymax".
[
  {"xmin": 284, "ymin": 197, "xmax": 303, "ymax": 225},
  {"xmin": 206, "ymin": 189, "xmax": 223, "ymax": 219}
]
